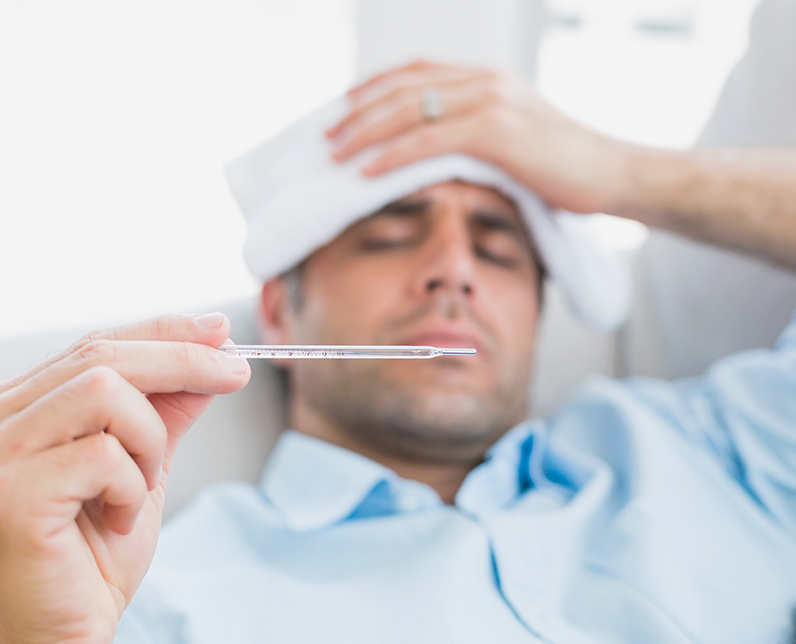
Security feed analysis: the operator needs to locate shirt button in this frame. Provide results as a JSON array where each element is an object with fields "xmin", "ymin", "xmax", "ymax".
[{"xmin": 397, "ymin": 495, "xmax": 420, "ymax": 511}]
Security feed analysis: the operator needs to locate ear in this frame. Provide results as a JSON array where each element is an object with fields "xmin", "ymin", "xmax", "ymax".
[{"xmin": 259, "ymin": 277, "xmax": 294, "ymax": 345}]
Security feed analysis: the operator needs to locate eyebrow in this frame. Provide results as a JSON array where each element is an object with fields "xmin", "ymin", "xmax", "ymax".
[
  {"xmin": 374, "ymin": 199, "xmax": 431, "ymax": 216},
  {"xmin": 470, "ymin": 211, "xmax": 527, "ymax": 242}
]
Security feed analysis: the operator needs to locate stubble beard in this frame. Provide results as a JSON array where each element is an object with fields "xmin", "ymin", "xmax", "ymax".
[{"xmin": 293, "ymin": 358, "xmax": 530, "ymax": 465}]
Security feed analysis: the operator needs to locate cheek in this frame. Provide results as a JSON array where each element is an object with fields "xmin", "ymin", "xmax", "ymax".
[
  {"xmin": 480, "ymin": 274, "xmax": 539, "ymax": 355},
  {"xmin": 298, "ymin": 260, "xmax": 406, "ymax": 342}
]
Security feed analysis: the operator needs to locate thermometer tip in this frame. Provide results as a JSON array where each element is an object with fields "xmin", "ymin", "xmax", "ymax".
[{"xmin": 439, "ymin": 348, "xmax": 477, "ymax": 356}]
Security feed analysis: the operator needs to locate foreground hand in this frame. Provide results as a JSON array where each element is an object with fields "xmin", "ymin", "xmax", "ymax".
[
  {"xmin": 0, "ymin": 313, "xmax": 250, "ymax": 644},
  {"xmin": 327, "ymin": 60, "xmax": 634, "ymax": 214}
]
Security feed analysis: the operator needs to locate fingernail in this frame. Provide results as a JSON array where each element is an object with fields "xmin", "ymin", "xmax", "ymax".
[
  {"xmin": 157, "ymin": 464, "xmax": 164, "ymax": 485},
  {"xmin": 195, "ymin": 312, "xmax": 224, "ymax": 330},
  {"xmin": 221, "ymin": 353, "xmax": 249, "ymax": 374}
]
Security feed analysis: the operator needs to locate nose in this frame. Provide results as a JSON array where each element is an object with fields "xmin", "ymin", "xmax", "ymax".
[
  {"xmin": 426, "ymin": 277, "xmax": 473, "ymax": 296},
  {"xmin": 413, "ymin": 220, "xmax": 476, "ymax": 300}
]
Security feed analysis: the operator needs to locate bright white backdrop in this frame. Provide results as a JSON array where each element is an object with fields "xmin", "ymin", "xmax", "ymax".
[
  {"xmin": 0, "ymin": 0, "xmax": 759, "ymax": 340},
  {"xmin": 0, "ymin": 0, "xmax": 356, "ymax": 338}
]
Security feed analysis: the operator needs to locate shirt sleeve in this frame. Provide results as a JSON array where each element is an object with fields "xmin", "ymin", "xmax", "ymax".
[
  {"xmin": 677, "ymin": 307, "xmax": 796, "ymax": 537},
  {"xmin": 113, "ymin": 582, "xmax": 192, "ymax": 644},
  {"xmin": 114, "ymin": 610, "xmax": 157, "ymax": 644}
]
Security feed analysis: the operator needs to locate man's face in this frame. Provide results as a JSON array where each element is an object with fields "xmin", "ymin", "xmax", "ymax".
[{"xmin": 273, "ymin": 181, "xmax": 541, "ymax": 464}]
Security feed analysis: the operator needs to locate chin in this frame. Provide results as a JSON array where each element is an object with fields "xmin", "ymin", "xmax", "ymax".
[
  {"xmin": 378, "ymin": 365, "xmax": 524, "ymax": 433},
  {"xmin": 370, "ymin": 386, "xmax": 515, "ymax": 454},
  {"xmin": 300, "ymin": 358, "xmax": 528, "ymax": 461},
  {"xmin": 388, "ymin": 361, "xmax": 491, "ymax": 392}
]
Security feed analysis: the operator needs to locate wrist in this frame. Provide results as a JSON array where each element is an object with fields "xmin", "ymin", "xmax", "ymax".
[
  {"xmin": 605, "ymin": 145, "xmax": 686, "ymax": 225},
  {"xmin": 588, "ymin": 136, "xmax": 640, "ymax": 215}
]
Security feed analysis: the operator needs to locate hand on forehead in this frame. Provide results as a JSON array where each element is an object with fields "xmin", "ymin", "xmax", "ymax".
[{"xmin": 228, "ymin": 83, "xmax": 632, "ymax": 331}]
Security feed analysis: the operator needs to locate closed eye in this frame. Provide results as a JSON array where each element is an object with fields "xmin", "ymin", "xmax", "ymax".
[
  {"xmin": 471, "ymin": 211, "xmax": 532, "ymax": 270},
  {"xmin": 357, "ymin": 210, "xmax": 424, "ymax": 252},
  {"xmin": 475, "ymin": 245, "xmax": 520, "ymax": 268},
  {"xmin": 360, "ymin": 237, "xmax": 417, "ymax": 251}
]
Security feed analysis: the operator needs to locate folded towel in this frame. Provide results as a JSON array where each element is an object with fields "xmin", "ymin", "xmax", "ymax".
[{"xmin": 225, "ymin": 97, "xmax": 631, "ymax": 330}]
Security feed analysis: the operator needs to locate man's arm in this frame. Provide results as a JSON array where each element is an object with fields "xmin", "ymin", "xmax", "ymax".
[
  {"xmin": 612, "ymin": 147, "xmax": 796, "ymax": 269},
  {"xmin": 679, "ymin": 307, "xmax": 796, "ymax": 534},
  {"xmin": 328, "ymin": 60, "xmax": 796, "ymax": 270}
]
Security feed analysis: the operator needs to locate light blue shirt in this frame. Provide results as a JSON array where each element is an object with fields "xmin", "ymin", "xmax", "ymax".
[{"xmin": 116, "ymin": 310, "xmax": 796, "ymax": 644}]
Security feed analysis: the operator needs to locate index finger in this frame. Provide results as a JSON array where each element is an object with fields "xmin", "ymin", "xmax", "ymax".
[
  {"xmin": 346, "ymin": 59, "xmax": 437, "ymax": 98},
  {"xmin": 328, "ymin": 63, "xmax": 483, "ymax": 138},
  {"xmin": 3, "ymin": 339, "xmax": 249, "ymax": 420},
  {"xmin": 89, "ymin": 312, "xmax": 229, "ymax": 343},
  {"xmin": 344, "ymin": 60, "xmax": 477, "ymax": 99},
  {"xmin": 0, "ymin": 313, "xmax": 230, "ymax": 395}
]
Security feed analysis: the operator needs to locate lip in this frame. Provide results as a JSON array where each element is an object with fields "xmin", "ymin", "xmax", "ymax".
[{"xmin": 397, "ymin": 329, "xmax": 486, "ymax": 357}]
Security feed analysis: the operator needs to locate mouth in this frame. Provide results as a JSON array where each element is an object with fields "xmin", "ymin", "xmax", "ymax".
[{"xmin": 397, "ymin": 329, "xmax": 485, "ymax": 358}]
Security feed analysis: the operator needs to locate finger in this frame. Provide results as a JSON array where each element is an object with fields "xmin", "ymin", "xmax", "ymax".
[
  {"xmin": 2, "ymin": 433, "xmax": 148, "ymax": 540},
  {"xmin": 0, "ymin": 366, "xmax": 167, "ymax": 490},
  {"xmin": 332, "ymin": 79, "xmax": 488, "ymax": 162},
  {"xmin": 2, "ymin": 340, "xmax": 250, "ymax": 420},
  {"xmin": 361, "ymin": 116, "xmax": 475, "ymax": 177},
  {"xmin": 332, "ymin": 90, "xmax": 427, "ymax": 161},
  {"xmin": 345, "ymin": 59, "xmax": 437, "ymax": 99},
  {"xmin": 0, "ymin": 313, "xmax": 231, "ymax": 396},
  {"xmin": 88, "ymin": 312, "xmax": 230, "ymax": 343},
  {"xmin": 344, "ymin": 60, "xmax": 480, "ymax": 109},
  {"xmin": 328, "ymin": 64, "xmax": 487, "ymax": 138}
]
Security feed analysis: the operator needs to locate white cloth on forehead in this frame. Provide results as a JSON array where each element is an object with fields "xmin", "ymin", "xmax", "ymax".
[{"xmin": 225, "ymin": 96, "xmax": 631, "ymax": 330}]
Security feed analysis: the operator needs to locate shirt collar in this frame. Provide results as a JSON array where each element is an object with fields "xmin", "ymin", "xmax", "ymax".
[
  {"xmin": 456, "ymin": 419, "xmax": 548, "ymax": 512},
  {"xmin": 260, "ymin": 430, "xmax": 398, "ymax": 531},
  {"xmin": 260, "ymin": 421, "xmax": 564, "ymax": 532}
]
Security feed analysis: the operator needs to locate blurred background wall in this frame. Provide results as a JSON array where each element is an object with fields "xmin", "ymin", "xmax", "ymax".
[{"xmin": 0, "ymin": 0, "xmax": 760, "ymax": 340}]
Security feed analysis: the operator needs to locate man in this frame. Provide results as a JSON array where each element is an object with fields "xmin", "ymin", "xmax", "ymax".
[{"xmin": 0, "ymin": 62, "xmax": 795, "ymax": 644}]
